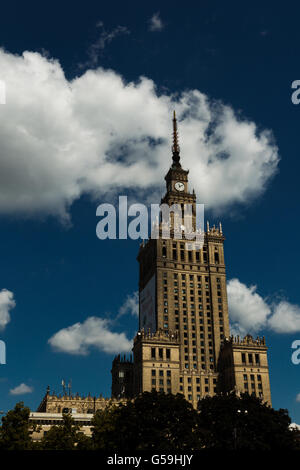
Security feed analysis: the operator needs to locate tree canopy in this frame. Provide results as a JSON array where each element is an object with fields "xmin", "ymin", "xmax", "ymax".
[
  {"xmin": 197, "ymin": 392, "xmax": 300, "ymax": 450},
  {"xmin": 0, "ymin": 402, "xmax": 34, "ymax": 450},
  {"xmin": 40, "ymin": 412, "xmax": 90, "ymax": 450},
  {"xmin": 91, "ymin": 391, "xmax": 201, "ymax": 451},
  {"xmin": 0, "ymin": 393, "xmax": 299, "ymax": 451}
]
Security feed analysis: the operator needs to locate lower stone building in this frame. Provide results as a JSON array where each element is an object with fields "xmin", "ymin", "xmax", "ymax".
[
  {"xmin": 30, "ymin": 387, "xmax": 127, "ymax": 441},
  {"xmin": 111, "ymin": 114, "xmax": 272, "ymax": 408},
  {"xmin": 111, "ymin": 331, "xmax": 272, "ymax": 407},
  {"xmin": 29, "ymin": 411, "xmax": 94, "ymax": 441},
  {"xmin": 217, "ymin": 335, "xmax": 271, "ymax": 403}
]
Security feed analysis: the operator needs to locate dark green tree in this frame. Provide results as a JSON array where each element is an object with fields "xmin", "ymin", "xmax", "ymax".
[
  {"xmin": 41, "ymin": 412, "xmax": 87, "ymax": 450},
  {"xmin": 91, "ymin": 403, "xmax": 123, "ymax": 451},
  {"xmin": 92, "ymin": 391, "xmax": 202, "ymax": 451},
  {"xmin": 197, "ymin": 392, "xmax": 300, "ymax": 450},
  {"xmin": 0, "ymin": 402, "xmax": 34, "ymax": 450}
]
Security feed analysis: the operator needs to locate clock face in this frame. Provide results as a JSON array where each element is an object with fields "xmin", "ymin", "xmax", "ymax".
[{"xmin": 174, "ymin": 181, "xmax": 184, "ymax": 192}]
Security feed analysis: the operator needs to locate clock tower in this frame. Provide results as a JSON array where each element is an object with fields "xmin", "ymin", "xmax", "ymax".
[{"xmin": 111, "ymin": 112, "xmax": 272, "ymax": 408}]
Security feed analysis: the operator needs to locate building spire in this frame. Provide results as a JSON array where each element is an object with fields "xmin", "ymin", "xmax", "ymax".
[{"xmin": 172, "ymin": 110, "xmax": 181, "ymax": 168}]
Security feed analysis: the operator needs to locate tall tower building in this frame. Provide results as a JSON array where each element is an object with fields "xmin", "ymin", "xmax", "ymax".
[{"xmin": 112, "ymin": 113, "xmax": 272, "ymax": 407}]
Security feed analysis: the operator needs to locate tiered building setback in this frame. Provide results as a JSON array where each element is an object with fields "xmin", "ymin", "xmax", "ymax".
[{"xmin": 111, "ymin": 112, "xmax": 272, "ymax": 407}]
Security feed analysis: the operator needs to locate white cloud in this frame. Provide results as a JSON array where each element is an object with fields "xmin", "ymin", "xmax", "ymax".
[
  {"xmin": 85, "ymin": 22, "xmax": 130, "ymax": 67},
  {"xmin": 268, "ymin": 301, "xmax": 300, "ymax": 333},
  {"xmin": 0, "ymin": 48, "xmax": 279, "ymax": 221},
  {"xmin": 0, "ymin": 289, "xmax": 16, "ymax": 330},
  {"xmin": 227, "ymin": 279, "xmax": 270, "ymax": 336},
  {"xmin": 118, "ymin": 291, "xmax": 139, "ymax": 317},
  {"xmin": 290, "ymin": 423, "xmax": 300, "ymax": 431},
  {"xmin": 48, "ymin": 316, "xmax": 132, "ymax": 355},
  {"xmin": 149, "ymin": 12, "xmax": 164, "ymax": 32},
  {"xmin": 227, "ymin": 278, "xmax": 300, "ymax": 336},
  {"xmin": 296, "ymin": 394, "xmax": 300, "ymax": 403},
  {"xmin": 10, "ymin": 383, "xmax": 33, "ymax": 395}
]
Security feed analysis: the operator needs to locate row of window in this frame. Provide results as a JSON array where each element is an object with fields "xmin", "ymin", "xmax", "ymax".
[
  {"xmin": 152, "ymin": 387, "xmax": 172, "ymax": 394},
  {"xmin": 244, "ymin": 382, "xmax": 263, "ymax": 391},
  {"xmin": 161, "ymin": 244, "xmax": 221, "ymax": 265},
  {"xmin": 151, "ymin": 348, "xmax": 171, "ymax": 360},
  {"xmin": 179, "ymin": 376, "xmax": 217, "ymax": 385},
  {"xmin": 151, "ymin": 369, "xmax": 171, "ymax": 377},
  {"xmin": 165, "ymin": 273, "xmax": 223, "ymax": 283},
  {"xmin": 31, "ymin": 420, "xmax": 91, "ymax": 425},
  {"xmin": 152, "ymin": 378, "xmax": 172, "ymax": 386},
  {"xmin": 241, "ymin": 353, "xmax": 260, "ymax": 365},
  {"xmin": 184, "ymin": 363, "xmax": 215, "ymax": 370},
  {"xmin": 243, "ymin": 373, "xmax": 262, "ymax": 382}
]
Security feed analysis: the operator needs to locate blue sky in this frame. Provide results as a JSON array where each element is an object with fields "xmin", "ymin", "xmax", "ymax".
[{"xmin": 0, "ymin": 0, "xmax": 300, "ymax": 423}]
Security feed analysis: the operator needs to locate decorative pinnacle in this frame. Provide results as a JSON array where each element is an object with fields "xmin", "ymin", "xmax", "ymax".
[{"xmin": 172, "ymin": 110, "xmax": 181, "ymax": 167}]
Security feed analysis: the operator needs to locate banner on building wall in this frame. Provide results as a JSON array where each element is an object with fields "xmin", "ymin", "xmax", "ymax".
[{"xmin": 139, "ymin": 275, "xmax": 156, "ymax": 333}]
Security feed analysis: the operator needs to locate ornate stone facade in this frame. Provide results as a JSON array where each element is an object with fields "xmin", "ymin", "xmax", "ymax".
[
  {"xmin": 37, "ymin": 387, "xmax": 126, "ymax": 414},
  {"xmin": 111, "ymin": 112, "xmax": 272, "ymax": 407}
]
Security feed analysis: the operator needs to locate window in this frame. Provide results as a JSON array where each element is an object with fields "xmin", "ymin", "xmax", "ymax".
[
  {"xmin": 152, "ymin": 369, "xmax": 156, "ymax": 376},
  {"xmin": 151, "ymin": 348, "xmax": 156, "ymax": 359},
  {"xmin": 166, "ymin": 349, "xmax": 170, "ymax": 359},
  {"xmin": 248, "ymin": 354, "xmax": 253, "ymax": 363},
  {"xmin": 255, "ymin": 354, "xmax": 260, "ymax": 364},
  {"xmin": 119, "ymin": 371, "xmax": 125, "ymax": 378},
  {"xmin": 241, "ymin": 353, "xmax": 246, "ymax": 363},
  {"xmin": 159, "ymin": 348, "xmax": 163, "ymax": 359},
  {"xmin": 152, "ymin": 379, "xmax": 156, "ymax": 385},
  {"xmin": 159, "ymin": 370, "xmax": 163, "ymax": 377}
]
